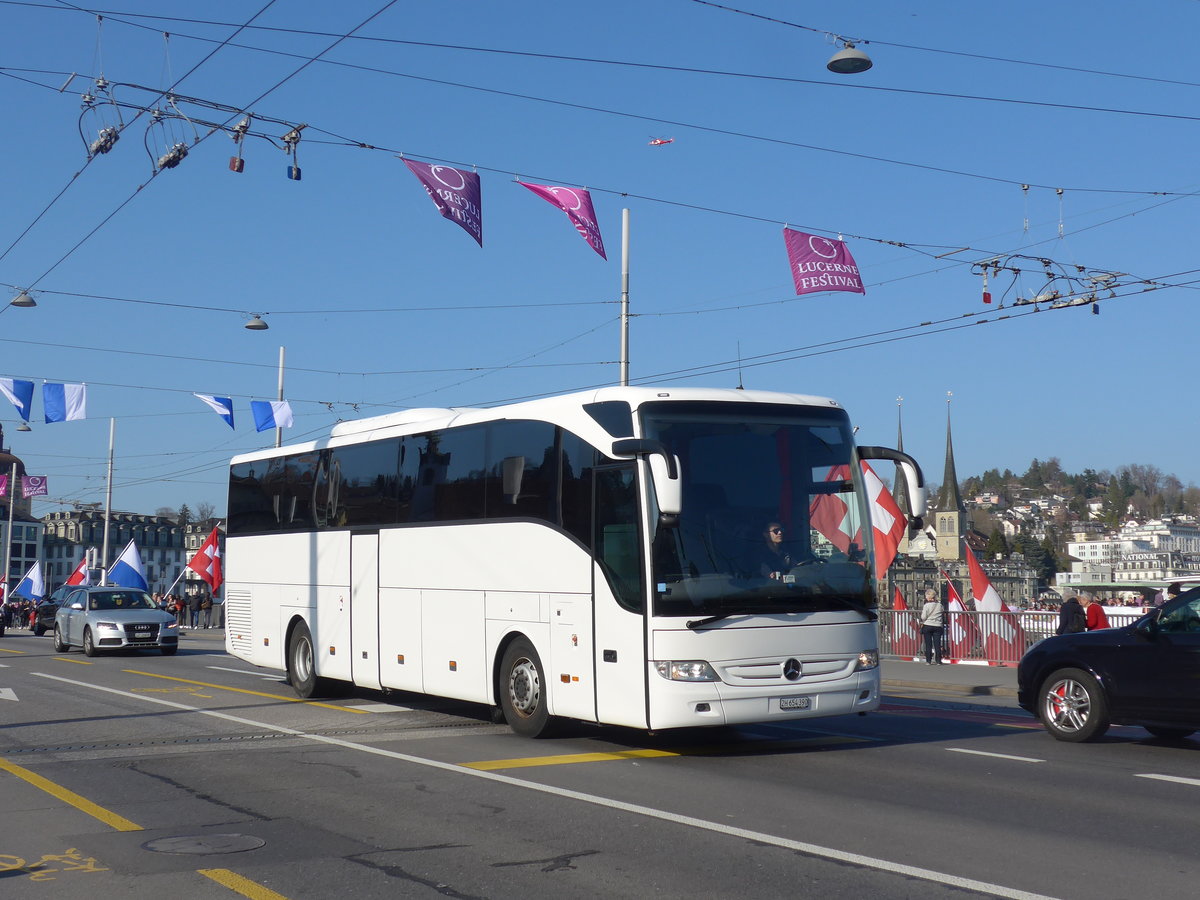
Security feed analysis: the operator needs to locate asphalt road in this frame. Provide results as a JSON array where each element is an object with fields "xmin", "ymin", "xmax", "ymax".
[{"xmin": 1, "ymin": 628, "xmax": 1197, "ymax": 899}]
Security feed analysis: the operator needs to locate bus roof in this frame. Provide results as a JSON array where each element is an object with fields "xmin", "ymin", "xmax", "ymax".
[{"xmin": 230, "ymin": 385, "xmax": 843, "ymax": 465}]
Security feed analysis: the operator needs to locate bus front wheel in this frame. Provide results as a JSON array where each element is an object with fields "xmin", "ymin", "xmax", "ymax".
[{"xmin": 500, "ymin": 638, "xmax": 552, "ymax": 738}]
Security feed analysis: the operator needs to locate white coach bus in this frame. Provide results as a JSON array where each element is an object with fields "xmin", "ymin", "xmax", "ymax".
[{"xmin": 225, "ymin": 386, "xmax": 925, "ymax": 736}]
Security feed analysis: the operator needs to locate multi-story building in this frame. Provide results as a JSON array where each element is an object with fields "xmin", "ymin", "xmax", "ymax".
[
  {"xmin": 181, "ymin": 519, "xmax": 224, "ymax": 602},
  {"xmin": 0, "ymin": 427, "xmax": 44, "ymax": 598},
  {"xmin": 42, "ymin": 508, "xmax": 185, "ymax": 593}
]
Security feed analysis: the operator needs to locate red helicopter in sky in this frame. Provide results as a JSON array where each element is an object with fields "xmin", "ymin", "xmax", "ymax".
[{"xmin": 647, "ymin": 136, "xmax": 675, "ymax": 146}]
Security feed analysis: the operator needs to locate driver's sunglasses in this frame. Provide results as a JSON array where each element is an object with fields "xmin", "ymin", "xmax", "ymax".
[{"xmin": 770, "ymin": 528, "xmax": 784, "ymax": 534}]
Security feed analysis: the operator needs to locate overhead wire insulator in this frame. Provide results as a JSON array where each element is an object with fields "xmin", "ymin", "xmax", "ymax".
[
  {"xmin": 89, "ymin": 126, "xmax": 120, "ymax": 156},
  {"xmin": 281, "ymin": 123, "xmax": 306, "ymax": 182},
  {"xmin": 157, "ymin": 141, "xmax": 188, "ymax": 169},
  {"xmin": 229, "ymin": 115, "xmax": 251, "ymax": 173}
]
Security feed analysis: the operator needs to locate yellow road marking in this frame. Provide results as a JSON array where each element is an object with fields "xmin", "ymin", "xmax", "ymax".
[
  {"xmin": 51, "ymin": 657, "xmax": 93, "ymax": 665},
  {"xmin": 0, "ymin": 757, "xmax": 142, "ymax": 832},
  {"xmin": 0, "ymin": 646, "xmax": 25, "ymax": 654},
  {"xmin": 199, "ymin": 868, "xmax": 291, "ymax": 900},
  {"xmin": 122, "ymin": 670, "xmax": 370, "ymax": 713},
  {"xmin": 463, "ymin": 735, "xmax": 864, "ymax": 770},
  {"xmin": 463, "ymin": 748, "xmax": 679, "ymax": 770}
]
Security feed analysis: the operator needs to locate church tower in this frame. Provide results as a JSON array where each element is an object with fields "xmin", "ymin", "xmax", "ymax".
[
  {"xmin": 935, "ymin": 394, "xmax": 966, "ymax": 561},
  {"xmin": 891, "ymin": 397, "xmax": 916, "ymax": 554}
]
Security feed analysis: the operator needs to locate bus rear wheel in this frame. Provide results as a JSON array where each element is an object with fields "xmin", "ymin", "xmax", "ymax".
[{"xmin": 500, "ymin": 638, "xmax": 552, "ymax": 738}]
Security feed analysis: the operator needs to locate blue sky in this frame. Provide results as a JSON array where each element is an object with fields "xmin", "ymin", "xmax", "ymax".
[{"xmin": 1, "ymin": 0, "xmax": 1198, "ymax": 517}]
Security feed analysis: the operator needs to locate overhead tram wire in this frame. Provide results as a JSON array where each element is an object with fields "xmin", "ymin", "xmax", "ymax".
[
  {"xmin": 15, "ymin": 0, "xmax": 405, "ymax": 294},
  {"xmin": 687, "ymin": 0, "xmax": 1200, "ymax": 91},
  {"xmin": 0, "ymin": 1, "xmax": 280, "ymax": 272},
  {"xmin": 4, "ymin": 19, "xmax": 1197, "ymax": 196}
]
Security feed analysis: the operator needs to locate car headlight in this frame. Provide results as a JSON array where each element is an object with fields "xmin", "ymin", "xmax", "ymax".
[
  {"xmin": 855, "ymin": 650, "xmax": 880, "ymax": 671},
  {"xmin": 96, "ymin": 622, "xmax": 120, "ymax": 630},
  {"xmin": 163, "ymin": 621, "xmax": 179, "ymax": 630},
  {"xmin": 653, "ymin": 660, "xmax": 720, "ymax": 682}
]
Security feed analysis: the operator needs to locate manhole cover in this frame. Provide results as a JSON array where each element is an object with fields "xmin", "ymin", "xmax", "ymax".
[{"xmin": 142, "ymin": 833, "xmax": 266, "ymax": 855}]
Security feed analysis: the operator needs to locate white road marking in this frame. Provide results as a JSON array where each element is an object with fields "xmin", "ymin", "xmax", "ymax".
[
  {"xmin": 947, "ymin": 748, "xmax": 1044, "ymax": 763},
  {"xmin": 1135, "ymin": 773, "xmax": 1200, "ymax": 788},
  {"xmin": 32, "ymin": 670, "xmax": 1059, "ymax": 900},
  {"xmin": 206, "ymin": 665, "xmax": 283, "ymax": 681},
  {"xmin": 350, "ymin": 703, "xmax": 414, "ymax": 713},
  {"xmin": 0, "ymin": 687, "xmax": 17, "ymax": 701}
]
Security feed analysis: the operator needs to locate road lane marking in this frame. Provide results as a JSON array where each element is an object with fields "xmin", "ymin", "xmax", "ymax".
[
  {"xmin": 0, "ymin": 687, "xmax": 17, "ymax": 701},
  {"xmin": 32, "ymin": 671, "xmax": 1059, "ymax": 900},
  {"xmin": 465, "ymin": 749, "xmax": 680, "ymax": 770},
  {"xmin": 199, "ymin": 867, "xmax": 291, "ymax": 899},
  {"xmin": 121, "ymin": 670, "xmax": 370, "ymax": 713},
  {"xmin": 52, "ymin": 657, "xmax": 93, "ymax": 665},
  {"xmin": 465, "ymin": 735, "xmax": 866, "ymax": 770},
  {"xmin": 947, "ymin": 748, "xmax": 1044, "ymax": 763},
  {"xmin": 0, "ymin": 757, "xmax": 142, "ymax": 832},
  {"xmin": 0, "ymin": 647, "xmax": 25, "ymax": 654},
  {"xmin": 207, "ymin": 665, "xmax": 284, "ymax": 681},
  {"xmin": 1135, "ymin": 773, "xmax": 1200, "ymax": 788}
]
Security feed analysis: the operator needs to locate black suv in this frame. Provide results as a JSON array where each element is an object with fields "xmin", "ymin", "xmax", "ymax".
[{"xmin": 1018, "ymin": 588, "xmax": 1200, "ymax": 742}]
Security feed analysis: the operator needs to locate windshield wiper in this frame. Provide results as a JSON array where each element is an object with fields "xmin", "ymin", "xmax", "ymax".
[{"xmin": 686, "ymin": 595, "xmax": 877, "ymax": 630}]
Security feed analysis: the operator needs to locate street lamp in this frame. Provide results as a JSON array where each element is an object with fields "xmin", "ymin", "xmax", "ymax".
[
  {"xmin": 9, "ymin": 291, "xmax": 37, "ymax": 308},
  {"xmin": 244, "ymin": 314, "xmax": 269, "ymax": 331},
  {"xmin": 827, "ymin": 40, "xmax": 873, "ymax": 75}
]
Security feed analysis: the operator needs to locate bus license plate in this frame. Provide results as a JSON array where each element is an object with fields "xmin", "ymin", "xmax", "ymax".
[{"xmin": 779, "ymin": 696, "xmax": 811, "ymax": 711}]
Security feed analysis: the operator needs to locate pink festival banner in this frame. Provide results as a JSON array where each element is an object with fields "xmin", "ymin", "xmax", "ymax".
[
  {"xmin": 402, "ymin": 160, "xmax": 483, "ymax": 246},
  {"xmin": 0, "ymin": 475, "xmax": 6, "ymax": 497},
  {"xmin": 783, "ymin": 227, "xmax": 865, "ymax": 296},
  {"xmin": 518, "ymin": 182, "xmax": 607, "ymax": 259},
  {"xmin": 22, "ymin": 475, "xmax": 48, "ymax": 499}
]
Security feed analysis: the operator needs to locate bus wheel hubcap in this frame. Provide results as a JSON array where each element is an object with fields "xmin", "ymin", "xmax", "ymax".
[{"xmin": 509, "ymin": 659, "xmax": 540, "ymax": 716}]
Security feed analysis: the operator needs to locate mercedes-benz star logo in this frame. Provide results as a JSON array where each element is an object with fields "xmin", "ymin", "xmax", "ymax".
[{"xmin": 783, "ymin": 658, "xmax": 802, "ymax": 681}]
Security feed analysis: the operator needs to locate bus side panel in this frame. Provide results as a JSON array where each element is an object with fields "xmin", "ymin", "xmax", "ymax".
[
  {"xmin": 548, "ymin": 595, "xmax": 596, "ymax": 722},
  {"xmin": 593, "ymin": 574, "xmax": 650, "ymax": 729},
  {"xmin": 225, "ymin": 533, "xmax": 351, "ymax": 678},
  {"xmin": 423, "ymin": 590, "xmax": 487, "ymax": 702},
  {"xmin": 379, "ymin": 587, "xmax": 423, "ymax": 693},
  {"xmin": 350, "ymin": 533, "xmax": 381, "ymax": 691}
]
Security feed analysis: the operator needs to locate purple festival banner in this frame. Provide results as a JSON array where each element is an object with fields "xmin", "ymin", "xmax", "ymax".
[
  {"xmin": 783, "ymin": 227, "xmax": 865, "ymax": 296},
  {"xmin": 518, "ymin": 182, "xmax": 607, "ymax": 260},
  {"xmin": 403, "ymin": 160, "xmax": 483, "ymax": 246},
  {"xmin": 22, "ymin": 475, "xmax": 48, "ymax": 499}
]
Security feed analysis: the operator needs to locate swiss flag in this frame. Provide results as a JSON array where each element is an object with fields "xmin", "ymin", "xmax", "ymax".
[
  {"xmin": 943, "ymin": 571, "xmax": 982, "ymax": 660},
  {"xmin": 186, "ymin": 527, "xmax": 223, "ymax": 594},
  {"xmin": 861, "ymin": 461, "xmax": 907, "ymax": 580},
  {"xmin": 65, "ymin": 557, "xmax": 90, "ymax": 586},
  {"xmin": 891, "ymin": 586, "xmax": 922, "ymax": 658},
  {"xmin": 965, "ymin": 545, "xmax": 1026, "ymax": 663},
  {"xmin": 808, "ymin": 464, "xmax": 858, "ymax": 554}
]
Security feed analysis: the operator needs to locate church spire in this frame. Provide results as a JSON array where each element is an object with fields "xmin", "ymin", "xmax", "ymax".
[
  {"xmin": 934, "ymin": 392, "xmax": 966, "ymax": 561},
  {"xmin": 938, "ymin": 392, "xmax": 965, "ymax": 515},
  {"xmin": 892, "ymin": 397, "xmax": 912, "ymax": 515}
]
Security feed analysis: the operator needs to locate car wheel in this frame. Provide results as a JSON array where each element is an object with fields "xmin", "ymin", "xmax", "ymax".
[
  {"xmin": 1039, "ymin": 668, "xmax": 1109, "ymax": 742},
  {"xmin": 82, "ymin": 627, "xmax": 98, "ymax": 658},
  {"xmin": 34, "ymin": 624, "xmax": 46, "ymax": 636},
  {"xmin": 499, "ymin": 637, "xmax": 553, "ymax": 738},
  {"xmin": 1144, "ymin": 726, "xmax": 1195, "ymax": 741},
  {"xmin": 53, "ymin": 624, "xmax": 69, "ymax": 652}
]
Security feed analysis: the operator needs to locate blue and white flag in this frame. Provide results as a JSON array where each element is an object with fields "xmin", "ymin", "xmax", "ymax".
[
  {"xmin": 43, "ymin": 382, "xmax": 87, "ymax": 423},
  {"xmin": 194, "ymin": 393, "xmax": 235, "ymax": 429},
  {"xmin": 0, "ymin": 378, "xmax": 34, "ymax": 422},
  {"xmin": 250, "ymin": 400, "xmax": 294, "ymax": 432},
  {"xmin": 13, "ymin": 561, "xmax": 45, "ymax": 601},
  {"xmin": 107, "ymin": 540, "xmax": 148, "ymax": 591}
]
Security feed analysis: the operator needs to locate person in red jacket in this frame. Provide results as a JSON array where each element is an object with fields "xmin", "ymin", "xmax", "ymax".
[{"xmin": 1083, "ymin": 594, "xmax": 1110, "ymax": 631}]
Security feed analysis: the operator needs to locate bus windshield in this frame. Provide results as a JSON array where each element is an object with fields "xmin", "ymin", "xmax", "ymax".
[{"xmin": 640, "ymin": 401, "xmax": 876, "ymax": 619}]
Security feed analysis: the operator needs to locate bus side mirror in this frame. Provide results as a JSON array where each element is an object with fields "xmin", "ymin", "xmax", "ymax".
[
  {"xmin": 857, "ymin": 445, "xmax": 927, "ymax": 523},
  {"xmin": 611, "ymin": 438, "xmax": 682, "ymax": 521}
]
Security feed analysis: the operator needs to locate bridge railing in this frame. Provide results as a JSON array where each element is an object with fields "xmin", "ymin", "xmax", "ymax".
[{"xmin": 878, "ymin": 609, "xmax": 1147, "ymax": 665}]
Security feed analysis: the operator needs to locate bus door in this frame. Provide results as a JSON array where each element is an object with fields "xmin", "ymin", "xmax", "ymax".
[
  {"xmin": 350, "ymin": 531, "xmax": 382, "ymax": 690},
  {"xmin": 591, "ymin": 464, "xmax": 650, "ymax": 729}
]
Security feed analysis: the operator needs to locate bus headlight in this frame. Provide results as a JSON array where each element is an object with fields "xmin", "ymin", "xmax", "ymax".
[
  {"xmin": 855, "ymin": 650, "xmax": 880, "ymax": 671},
  {"xmin": 654, "ymin": 660, "xmax": 719, "ymax": 682}
]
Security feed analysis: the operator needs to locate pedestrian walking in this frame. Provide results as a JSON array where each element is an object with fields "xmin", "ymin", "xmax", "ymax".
[
  {"xmin": 1056, "ymin": 596, "xmax": 1087, "ymax": 635},
  {"xmin": 919, "ymin": 588, "xmax": 945, "ymax": 665},
  {"xmin": 199, "ymin": 593, "xmax": 213, "ymax": 628},
  {"xmin": 1083, "ymin": 595, "xmax": 1110, "ymax": 631}
]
